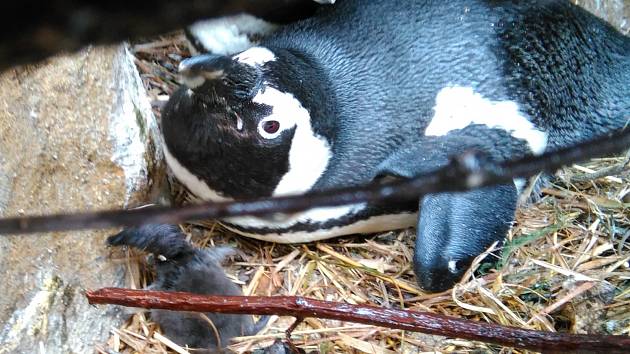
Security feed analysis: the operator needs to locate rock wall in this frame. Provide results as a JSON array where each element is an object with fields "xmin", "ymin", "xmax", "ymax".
[
  {"xmin": 0, "ymin": 45, "xmax": 163, "ymax": 353},
  {"xmin": 575, "ymin": 0, "xmax": 629, "ymax": 34}
]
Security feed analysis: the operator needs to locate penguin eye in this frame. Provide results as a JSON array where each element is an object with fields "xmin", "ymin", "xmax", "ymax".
[
  {"xmin": 257, "ymin": 119, "xmax": 283, "ymax": 139},
  {"xmin": 263, "ymin": 120, "xmax": 280, "ymax": 134}
]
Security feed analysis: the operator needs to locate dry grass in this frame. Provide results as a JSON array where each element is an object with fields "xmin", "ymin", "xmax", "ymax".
[{"xmin": 98, "ymin": 33, "xmax": 630, "ymax": 354}]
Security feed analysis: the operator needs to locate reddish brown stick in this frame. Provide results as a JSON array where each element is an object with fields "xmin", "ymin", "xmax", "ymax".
[{"xmin": 87, "ymin": 288, "xmax": 629, "ymax": 353}]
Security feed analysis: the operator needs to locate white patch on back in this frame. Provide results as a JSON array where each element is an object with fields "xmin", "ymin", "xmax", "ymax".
[
  {"xmin": 188, "ymin": 14, "xmax": 276, "ymax": 55},
  {"xmin": 223, "ymin": 212, "xmax": 418, "ymax": 243},
  {"xmin": 234, "ymin": 47, "xmax": 277, "ymax": 66},
  {"xmin": 425, "ymin": 86, "xmax": 548, "ymax": 155},
  {"xmin": 163, "ymin": 144, "xmax": 232, "ymax": 202},
  {"xmin": 252, "ymin": 86, "xmax": 332, "ymax": 197}
]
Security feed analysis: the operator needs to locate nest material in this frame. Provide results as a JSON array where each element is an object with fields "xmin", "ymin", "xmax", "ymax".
[{"xmin": 97, "ymin": 32, "xmax": 630, "ymax": 354}]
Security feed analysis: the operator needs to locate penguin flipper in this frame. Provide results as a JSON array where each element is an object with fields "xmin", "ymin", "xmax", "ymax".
[
  {"xmin": 375, "ymin": 136, "xmax": 518, "ymax": 292},
  {"xmin": 107, "ymin": 224, "xmax": 194, "ymax": 260},
  {"xmin": 376, "ymin": 135, "xmax": 487, "ymax": 179}
]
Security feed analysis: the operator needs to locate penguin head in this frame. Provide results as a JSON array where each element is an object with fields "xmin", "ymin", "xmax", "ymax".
[{"xmin": 162, "ymin": 47, "xmax": 335, "ymax": 200}]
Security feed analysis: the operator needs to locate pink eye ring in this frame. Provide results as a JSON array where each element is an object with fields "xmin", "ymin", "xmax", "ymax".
[{"xmin": 262, "ymin": 120, "xmax": 280, "ymax": 134}]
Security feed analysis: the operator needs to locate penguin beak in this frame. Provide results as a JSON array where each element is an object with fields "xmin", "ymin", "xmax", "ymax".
[{"xmin": 178, "ymin": 54, "xmax": 230, "ymax": 89}]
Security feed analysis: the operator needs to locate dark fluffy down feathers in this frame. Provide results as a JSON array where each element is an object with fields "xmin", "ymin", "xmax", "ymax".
[{"xmin": 108, "ymin": 224, "xmax": 268, "ymax": 352}]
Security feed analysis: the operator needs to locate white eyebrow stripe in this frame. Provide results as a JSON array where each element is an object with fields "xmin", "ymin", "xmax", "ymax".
[{"xmin": 252, "ymin": 86, "xmax": 333, "ymax": 197}]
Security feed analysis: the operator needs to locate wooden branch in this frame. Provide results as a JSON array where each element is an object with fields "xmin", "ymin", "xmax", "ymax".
[
  {"xmin": 86, "ymin": 288, "xmax": 630, "ymax": 353},
  {"xmin": 0, "ymin": 0, "xmax": 321, "ymax": 72},
  {"xmin": 0, "ymin": 128, "xmax": 629, "ymax": 235}
]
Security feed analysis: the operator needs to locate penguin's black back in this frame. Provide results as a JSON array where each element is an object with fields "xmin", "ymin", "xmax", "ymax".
[
  {"xmin": 495, "ymin": 1, "xmax": 629, "ymax": 146},
  {"xmin": 261, "ymin": 0, "xmax": 629, "ymax": 190}
]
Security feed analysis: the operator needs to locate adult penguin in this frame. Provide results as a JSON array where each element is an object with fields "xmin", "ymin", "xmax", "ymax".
[{"xmin": 160, "ymin": 0, "xmax": 629, "ymax": 292}]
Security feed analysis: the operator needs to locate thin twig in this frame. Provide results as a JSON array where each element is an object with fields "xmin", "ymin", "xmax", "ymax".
[
  {"xmin": 569, "ymin": 149, "xmax": 630, "ymax": 182},
  {"xmin": 0, "ymin": 128, "xmax": 629, "ymax": 236},
  {"xmin": 2, "ymin": 130, "xmax": 630, "ymax": 234},
  {"xmin": 85, "ymin": 288, "xmax": 630, "ymax": 353},
  {"xmin": 285, "ymin": 317, "xmax": 305, "ymax": 353}
]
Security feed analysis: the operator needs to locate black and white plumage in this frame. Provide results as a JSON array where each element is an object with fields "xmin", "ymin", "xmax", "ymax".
[
  {"xmin": 107, "ymin": 225, "xmax": 268, "ymax": 352},
  {"xmin": 161, "ymin": 0, "xmax": 629, "ymax": 292}
]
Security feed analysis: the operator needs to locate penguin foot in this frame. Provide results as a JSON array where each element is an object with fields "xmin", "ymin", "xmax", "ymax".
[{"xmin": 413, "ymin": 184, "xmax": 518, "ymax": 292}]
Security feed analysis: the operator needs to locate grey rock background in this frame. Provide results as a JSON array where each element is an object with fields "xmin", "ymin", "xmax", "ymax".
[
  {"xmin": 575, "ymin": 0, "xmax": 629, "ymax": 34},
  {"xmin": 0, "ymin": 45, "xmax": 163, "ymax": 353}
]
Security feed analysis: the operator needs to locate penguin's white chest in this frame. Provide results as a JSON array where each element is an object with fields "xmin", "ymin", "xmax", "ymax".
[{"xmin": 222, "ymin": 212, "xmax": 418, "ymax": 243}]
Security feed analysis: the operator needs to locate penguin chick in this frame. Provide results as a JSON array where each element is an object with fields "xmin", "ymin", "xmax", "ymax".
[{"xmin": 107, "ymin": 224, "xmax": 268, "ymax": 352}]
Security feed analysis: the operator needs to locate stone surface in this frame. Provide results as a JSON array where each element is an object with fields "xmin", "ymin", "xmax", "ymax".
[
  {"xmin": 0, "ymin": 45, "xmax": 163, "ymax": 353},
  {"xmin": 575, "ymin": 0, "xmax": 630, "ymax": 34}
]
